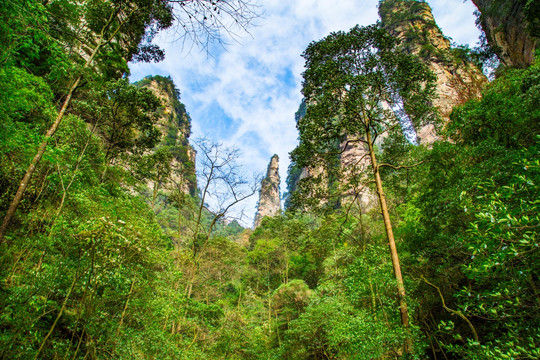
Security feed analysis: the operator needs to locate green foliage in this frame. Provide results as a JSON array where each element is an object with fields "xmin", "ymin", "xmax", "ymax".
[
  {"xmin": 0, "ymin": 156, "xmax": 182, "ymax": 358},
  {"xmin": 281, "ymin": 243, "xmax": 426, "ymax": 359},
  {"xmin": 90, "ymin": 78, "xmax": 162, "ymax": 163},
  {"xmin": 0, "ymin": 0, "xmax": 74, "ymax": 87},
  {"xmin": 284, "ymin": 162, "xmax": 302, "ymax": 209},
  {"xmin": 1, "ymin": 0, "xmax": 538, "ymax": 358},
  {"xmin": 292, "ymin": 23, "xmax": 436, "ymax": 197},
  {"xmin": 524, "ymin": 0, "xmax": 540, "ymax": 38},
  {"xmin": 448, "ymin": 61, "xmax": 540, "ymax": 148},
  {"xmin": 0, "ymin": 66, "xmax": 56, "ymax": 202},
  {"xmin": 452, "ymin": 143, "xmax": 540, "ymax": 358},
  {"xmin": 0, "ymin": 67, "xmax": 54, "ymax": 124}
]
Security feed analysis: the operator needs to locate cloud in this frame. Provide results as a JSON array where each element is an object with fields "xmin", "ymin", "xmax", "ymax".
[
  {"xmin": 430, "ymin": 0, "xmax": 481, "ymax": 46},
  {"xmin": 129, "ymin": 0, "xmax": 482, "ymax": 226}
]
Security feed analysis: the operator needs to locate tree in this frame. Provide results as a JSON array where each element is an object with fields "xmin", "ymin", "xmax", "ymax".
[
  {"xmin": 183, "ymin": 138, "xmax": 259, "ymax": 298},
  {"xmin": 191, "ymin": 138, "xmax": 260, "ymax": 252},
  {"xmin": 95, "ymin": 79, "xmax": 162, "ymax": 166},
  {"xmin": 292, "ymin": 24, "xmax": 436, "ymax": 352},
  {"xmin": 136, "ymin": 146, "xmax": 174, "ymax": 210}
]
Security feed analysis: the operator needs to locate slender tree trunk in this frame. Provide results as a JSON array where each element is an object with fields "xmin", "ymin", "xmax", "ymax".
[
  {"xmin": 6, "ymin": 248, "xmax": 29, "ymax": 283},
  {"xmin": 368, "ymin": 276, "xmax": 377, "ymax": 316},
  {"xmin": 192, "ymin": 166, "xmax": 213, "ymax": 253},
  {"xmin": 177, "ymin": 183, "xmax": 183, "ymax": 243},
  {"xmin": 365, "ymin": 125, "xmax": 411, "ymax": 352},
  {"xmin": 356, "ymin": 197, "xmax": 366, "ymax": 247},
  {"xmin": 0, "ymin": 74, "xmax": 83, "ymax": 243},
  {"xmin": 35, "ymin": 273, "xmax": 79, "ymax": 360},
  {"xmin": 70, "ymin": 328, "xmax": 86, "ymax": 360},
  {"xmin": 151, "ymin": 181, "xmax": 159, "ymax": 210},
  {"xmin": 237, "ymin": 287, "xmax": 242, "ymax": 308},
  {"xmin": 51, "ymin": 118, "xmax": 100, "ymax": 231},
  {"xmin": 275, "ymin": 309, "xmax": 281, "ymax": 346},
  {"xmin": 162, "ymin": 313, "xmax": 170, "ymax": 331},
  {"xmin": 284, "ymin": 249, "xmax": 289, "ymax": 284},
  {"xmin": 186, "ymin": 266, "xmax": 196, "ymax": 298},
  {"xmin": 31, "ymin": 166, "xmax": 52, "ymax": 209},
  {"xmin": 116, "ymin": 280, "xmax": 135, "ymax": 337},
  {"xmin": 266, "ymin": 257, "xmax": 272, "ymax": 340},
  {"xmin": 63, "ymin": 267, "xmax": 93, "ymax": 360}
]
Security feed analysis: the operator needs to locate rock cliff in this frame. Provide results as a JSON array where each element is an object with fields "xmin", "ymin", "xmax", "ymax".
[
  {"xmin": 472, "ymin": 0, "xmax": 538, "ymax": 68},
  {"xmin": 136, "ymin": 75, "xmax": 197, "ymax": 197},
  {"xmin": 379, "ymin": 0, "xmax": 487, "ymax": 144},
  {"xmin": 254, "ymin": 155, "xmax": 281, "ymax": 227},
  {"xmin": 338, "ymin": 137, "xmax": 378, "ymax": 210}
]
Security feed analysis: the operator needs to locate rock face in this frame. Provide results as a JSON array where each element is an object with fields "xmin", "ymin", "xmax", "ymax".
[
  {"xmin": 379, "ymin": 0, "xmax": 487, "ymax": 144},
  {"xmin": 472, "ymin": 0, "xmax": 538, "ymax": 68},
  {"xmin": 254, "ymin": 155, "xmax": 281, "ymax": 228},
  {"xmin": 338, "ymin": 137, "xmax": 378, "ymax": 210},
  {"xmin": 136, "ymin": 75, "xmax": 197, "ymax": 196},
  {"xmin": 284, "ymin": 102, "xmax": 307, "ymax": 209}
]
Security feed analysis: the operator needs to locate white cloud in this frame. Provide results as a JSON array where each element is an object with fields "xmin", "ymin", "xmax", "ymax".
[
  {"xmin": 129, "ymin": 0, "xmax": 482, "ymax": 226},
  {"xmin": 430, "ymin": 0, "xmax": 481, "ymax": 46}
]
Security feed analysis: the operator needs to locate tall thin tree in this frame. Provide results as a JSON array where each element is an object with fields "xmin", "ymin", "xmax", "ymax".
[{"xmin": 292, "ymin": 24, "xmax": 436, "ymax": 353}]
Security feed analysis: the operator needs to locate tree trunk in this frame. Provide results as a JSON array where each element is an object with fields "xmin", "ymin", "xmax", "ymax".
[
  {"xmin": 35, "ymin": 273, "xmax": 79, "ymax": 360},
  {"xmin": 116, "ymin": 280, "xmax": 135, "ymax": 337},
  {"xmin": 50, "ymin": 118, "xmax": 100, "ymax": 233},
  {"xmin": 0, "ymin": 75, "xmax": 83, "ymax": 243},
  {"xmin": 365, "ymin": 126, "xmax": 412, "ymax": 352}
]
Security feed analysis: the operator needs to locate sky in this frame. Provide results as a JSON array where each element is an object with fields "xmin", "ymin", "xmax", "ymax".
[{"xmin": 129, "ymin": 0, "xmax": 482, "ymax": 226}]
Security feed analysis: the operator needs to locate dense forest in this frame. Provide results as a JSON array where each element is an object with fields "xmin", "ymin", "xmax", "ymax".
[{"xmin": 0, "ymin": 0, "xmax": 538, "ymax": 359}]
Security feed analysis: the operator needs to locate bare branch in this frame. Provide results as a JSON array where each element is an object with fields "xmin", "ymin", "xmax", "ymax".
[
  {"xmin": 167, "ymin": 0, "xmax": 262, "ymax": 53},
  {"xmin": 192, "ymin": 138, "xmax": 260, "ymax": 255}
]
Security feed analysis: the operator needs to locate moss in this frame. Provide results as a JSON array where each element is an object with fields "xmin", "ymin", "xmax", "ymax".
[{"xmin": 379, "ymin": 0, "xmax": 450, "ymax": 61}]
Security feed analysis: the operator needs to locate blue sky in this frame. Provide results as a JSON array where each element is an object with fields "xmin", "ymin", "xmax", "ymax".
[{"xmin": 129, "ymin": 0, "xmax": 482, "ymax": 226}]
